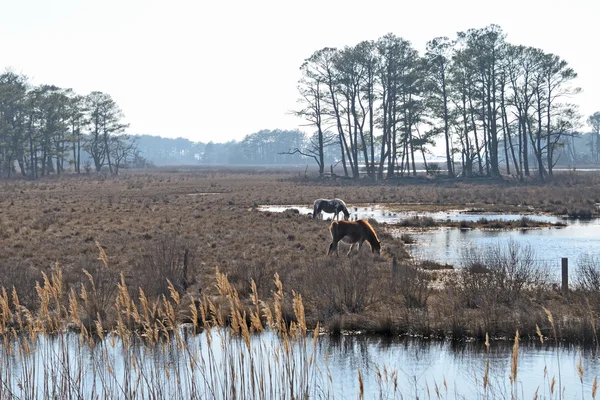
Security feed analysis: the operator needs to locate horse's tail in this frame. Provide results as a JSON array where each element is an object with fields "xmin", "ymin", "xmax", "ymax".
[
  {"xmin": 327, "ymin": 221, "xmax": 340, "ymax": 255},
  {"xmin": 329, "ymin": 221, "xmax": 339, "ymax": 239}
]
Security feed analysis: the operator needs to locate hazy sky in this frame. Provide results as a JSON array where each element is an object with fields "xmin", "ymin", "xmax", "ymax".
[{"xmin": 2, "ymin": 0, "xmax": 598, "ymax": 143}]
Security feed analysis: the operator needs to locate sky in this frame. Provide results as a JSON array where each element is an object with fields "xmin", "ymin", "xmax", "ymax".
[{"xmin": 1, "ymin": 0, "xmax": 598, "ymax": 144}]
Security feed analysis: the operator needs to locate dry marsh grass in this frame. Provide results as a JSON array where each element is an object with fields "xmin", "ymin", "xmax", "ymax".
[
  {"xmin": 1, "ymin": 167, "xmax": 600, "ymax": 341},
  {"xmin": 3, "ymin": 168, "xmax": 600, "ymax": 397}
]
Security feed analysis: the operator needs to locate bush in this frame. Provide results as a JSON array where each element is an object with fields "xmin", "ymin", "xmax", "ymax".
[
  {"xmin": 458, "ymin": 240, "xmax": 548, "ymax": 307},
  {"xmin": 133, "ymin": 232, "xmax": 198, "ymax": 299},
  {"xmin": 303, "ymin": 254, "xmax": 380, "ymax": 318},
  {"xmin": 575, "ymin": 254, "xmax": 600, "ymax": 291},
  {"xmin": 398, "ymin": 216, "xmax": 436, "ymax": 228},
  {"xmin": 426, "ymin": 163, "xmax": 442, "ymax": 177},
  {"xmin": 0, "ymin": 261, "xmax": 40, "ymax": 309},
  {"xmin": 227, "ymin": 259, "xmax": 271, "ymax": 298},
  {"xmin": 392, "ymin": 259, "xmax": 430, "ymax": 308}
]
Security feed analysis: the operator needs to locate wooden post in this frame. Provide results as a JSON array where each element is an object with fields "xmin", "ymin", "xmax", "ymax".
[
  {"xmin": 392, "ymin": 256, "xmax": 398, "ymax": 281},
  {"xmin": 561, "ymin": 257, "xmax": 568, "ymax": 294}
]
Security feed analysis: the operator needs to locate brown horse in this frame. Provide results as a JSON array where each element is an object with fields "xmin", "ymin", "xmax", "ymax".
[{"xmin": 327, "ymin": 219, "xmax": 381, "ymax": 256}]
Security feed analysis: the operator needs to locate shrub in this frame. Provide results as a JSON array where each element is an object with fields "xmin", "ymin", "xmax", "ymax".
[
  {"xmin": 419, "ymin": 260, "xmax": 453, "ymax": 270},
  {"xmin": 519, "ymin": 216, "xmax": 532, "ymax": 227},
  {"xmin": 0, "ymin": 261, "xmax": 39, "ymax": 309},
  {"xmin": 133, "ymin": 232, "xmax": 199, "ymax": 299},
  {"xmin": 304, "ymin": 254, "xmax": 379, "ymax": 317},
  {"xmin": 458, "ymin": 240, "xmax": 548, "ymax": 306},
  {"xmin": 392, "ymin": 258, "xmax": 430, "ymax": 308},
  {"xmin": 227, "ymin": 259, "xmax": 271, "ymax": 298},
  {"xmin": 31, "ymin": 212, "xmax": 59, "ymax": 231},
  {"xmin": 426, "ymin": 163, "xmax": 441, "ymax": 177},
  {"xmin": 575, "ymin": 254, "xmax": 600, "ymax": 291},
  {"xmin": 399, "ymin": 233, "xmax": 415, "ymax": 244},
  {"xmin": 75, "ymin": 252, "xmax": 120, "ymax": 324},
  {"xmin": 398, "ymin": 216, "xmax": 436, "ymax": 228}
]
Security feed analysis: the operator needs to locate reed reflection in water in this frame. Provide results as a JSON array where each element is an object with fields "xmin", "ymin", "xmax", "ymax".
[{"xmin": 3, "ymin": 329, "xmax": 599, "ymax": 399}]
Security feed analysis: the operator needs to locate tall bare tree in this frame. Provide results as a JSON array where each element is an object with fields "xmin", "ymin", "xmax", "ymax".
[
  {"xmin": 84, "ymin": 91, "xmax": 128, "ymax": 173},
  {"xmin": 425, "ymin": 36, "xmax": 454, "ymax": 177},
  {"xmin": 295, "ymin": 55, "xmax": 331, "ymax": 175}
]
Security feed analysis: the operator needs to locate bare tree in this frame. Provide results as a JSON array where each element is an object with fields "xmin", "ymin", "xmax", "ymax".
[
  {"xmin": 280, "ymin": 131, "xmax": 336, "ymax": 174},
  {"xmin": 110, "ymin": 135, "xmax": 138, "ymax": 174},
  {"xmin": 84, "ymin": 91, "xmax": 128, "ymax": 173}
]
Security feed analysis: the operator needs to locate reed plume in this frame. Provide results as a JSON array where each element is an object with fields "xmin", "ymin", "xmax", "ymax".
[{"xmin": 510, "ymin": 330, "xmax": 519, "ymax": 390}]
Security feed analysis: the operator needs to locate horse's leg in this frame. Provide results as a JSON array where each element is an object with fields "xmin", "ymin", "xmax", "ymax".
[
  {"xmin": 357, "ymin": 239, "xmax": 365, "ymax": 253},
  {"xmin": 328, "ymin": 240, "xmax": 339, "ymax": 256},
  {"xmin": 346, "ymin": 242, "xmax": 355, "ymax": 256}
]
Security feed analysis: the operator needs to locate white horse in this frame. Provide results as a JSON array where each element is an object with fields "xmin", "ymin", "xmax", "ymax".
[{"xmin": 312, "ymin": 198, "xmax": 350, "ymax": 221}]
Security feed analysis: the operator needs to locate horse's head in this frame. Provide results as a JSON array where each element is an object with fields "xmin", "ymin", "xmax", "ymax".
[
  {"xmin": 371, "ymin": 239, "xmax": 381, "ymax": 255},
  {"xmin": 342, "ymin": 208, "xmax": 350, "ymax": 220}
]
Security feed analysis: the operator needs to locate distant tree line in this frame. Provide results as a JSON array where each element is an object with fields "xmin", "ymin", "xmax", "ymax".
[
  {"xmin": 0, "ymin": 68, "xmax": 333, "ymax": 177},
  {"xmin": 295, "ymin": 24, "xmax": 597, "ymax": 180},
  {"xmin": 0, "ymin": 71, "xmax": 141, "ymax": 178},
  {"xmin": 117, "ymin": 129, "xmax": 336, "ymax": 167},
  {"xmin": 198, "ymin": 129, "xmax": 337, "ymax": 165}
]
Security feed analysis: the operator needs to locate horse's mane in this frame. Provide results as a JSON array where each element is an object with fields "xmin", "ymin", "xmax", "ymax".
[
  {"xmin": 356, "ymin": 219, "xmax": 380, "ymax": 244},
  {"xmin": 337, "ymin": 199, "xmax": 350, "ymax": 217}
]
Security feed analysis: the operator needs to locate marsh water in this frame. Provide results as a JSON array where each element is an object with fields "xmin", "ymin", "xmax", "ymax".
[
  {"xmin": 320, "ymin": 335, "xmax": 599, "ymax": 399},
  {"xmin": 261, "ymin": 204, "xmax": 600, "ymax": 281},
  {"xmin": 408, "ymin": 218, "xmax": 600, "ymax": 272},
  {"xmin": 252, "ymin": 205, "xmax": 600, "ymax": 398},
  {"xmin": 4, "ymin": 330, "xmax": 600, "ymax": 399}
]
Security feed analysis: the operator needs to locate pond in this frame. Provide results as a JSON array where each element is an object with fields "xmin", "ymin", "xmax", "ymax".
[
  {"xmin": 407, "ymin": 219, "xmax": 600, "ymax": 275},
  {"xmin": 2, "ymin": 330, "xmax": 598, "ymax": 399}
]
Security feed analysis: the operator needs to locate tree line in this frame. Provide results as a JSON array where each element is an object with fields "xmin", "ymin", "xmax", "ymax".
[
  {"xmin": 295, "ymin": 24, "xmax": 596, "ymax": 180},
  {"xmin": 0, "ymin": 71, "xmax": 137, "ymax": 178},
  {"xmin": 0, "ymin": 67, "xmax": 331, "ymax": 176},
  {"xmin": 200, "ymin": 129, "xmax": 337, "ymax": 165}
]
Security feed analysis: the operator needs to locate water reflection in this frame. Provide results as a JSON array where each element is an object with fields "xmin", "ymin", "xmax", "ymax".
[
  {"xmin": 3, "ymin": 330, "xmax": 600, "ymax": 399},
  {"xmin": 409, "ymin": 219, "xmax": 600, "ymax": 273},
  {"xmin": 259, "ymin": 204, "xmax": 560, "ymax": 224},
  {"xmin": 319, "ymin": 335, "xmax": 600, "ymax": 399}
]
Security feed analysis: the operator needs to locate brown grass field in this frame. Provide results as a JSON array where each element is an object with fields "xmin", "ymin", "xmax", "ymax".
[{"xmin": 3, "ymin": 166, "xmax": 600, "ymax": 341}]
